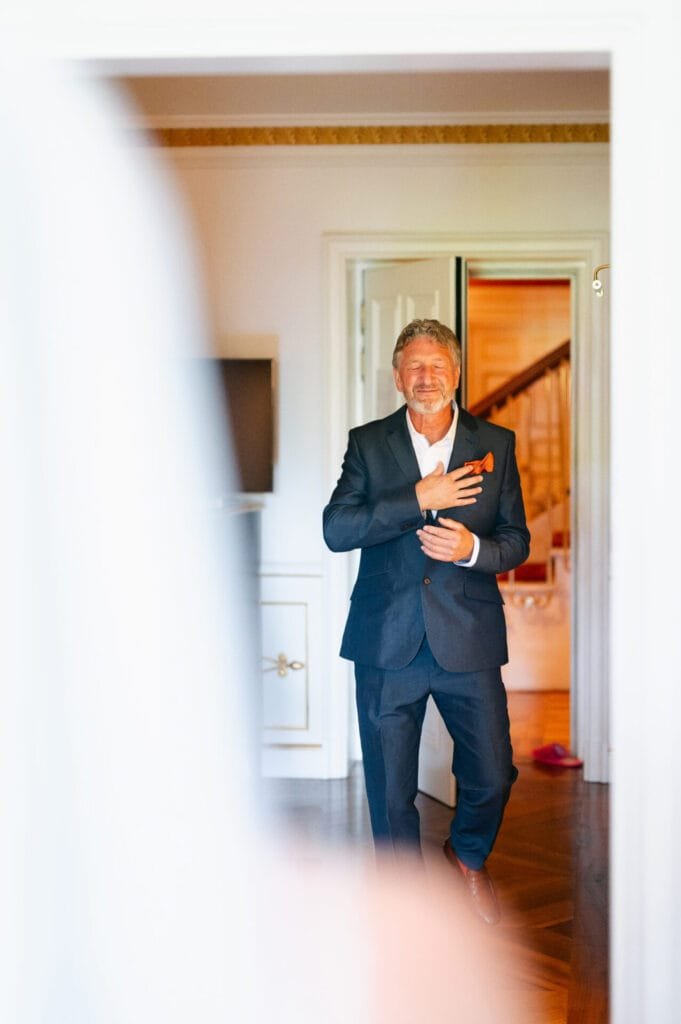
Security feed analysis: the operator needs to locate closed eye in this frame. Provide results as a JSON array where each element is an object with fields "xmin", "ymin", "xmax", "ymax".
[{"xmin": 407, "ymin": 361, "xmax": 447, "ymax": 370}]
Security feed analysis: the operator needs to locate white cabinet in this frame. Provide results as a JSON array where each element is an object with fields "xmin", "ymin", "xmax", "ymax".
[{"xmin": 260, "ymin": 572, "xmax": 328, "ymax": 777}]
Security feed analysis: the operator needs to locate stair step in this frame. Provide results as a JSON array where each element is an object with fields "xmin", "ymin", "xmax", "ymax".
[{"xmin": 498, "ymin": 563, "xmax": 549, "ymax": 584}]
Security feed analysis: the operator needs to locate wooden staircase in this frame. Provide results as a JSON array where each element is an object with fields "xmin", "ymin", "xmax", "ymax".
[
  {"xmin": 469, "ymin": 341, "xmax": 571, "ymax": 607},
  {"xmin": 498, "ymin": 531, "xmax": 570, "ymax": 584}
]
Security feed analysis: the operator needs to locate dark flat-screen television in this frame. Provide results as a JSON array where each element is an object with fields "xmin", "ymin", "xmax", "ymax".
[{"xmin": 215, "ymin": 358, "xmax": 275, "ymax": 493}]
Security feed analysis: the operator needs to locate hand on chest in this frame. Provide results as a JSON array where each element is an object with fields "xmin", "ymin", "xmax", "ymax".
[{"xmin": 435, "ymin": 450, "xmax": 499, "ymax": 529}]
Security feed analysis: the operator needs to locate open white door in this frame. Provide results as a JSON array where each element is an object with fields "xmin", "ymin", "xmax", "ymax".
[{"xmin": 362, "ymin": 256, "xmax": 467, "ymax": 807}]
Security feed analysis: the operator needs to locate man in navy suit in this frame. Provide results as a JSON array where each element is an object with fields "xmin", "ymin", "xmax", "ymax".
[{"xmin": 323, "ymin": 319, "xmax": 530, "ymax": 924}]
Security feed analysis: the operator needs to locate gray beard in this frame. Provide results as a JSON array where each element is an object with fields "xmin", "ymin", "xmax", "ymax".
[{"xmin": 406, "ymin": 391, "xmax": 454, "ymax": 416}]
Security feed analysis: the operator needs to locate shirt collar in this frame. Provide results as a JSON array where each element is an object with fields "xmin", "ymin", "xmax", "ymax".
[{"xmin": 405, "ymin": 401, "xmax": 458, "ymax": 448}]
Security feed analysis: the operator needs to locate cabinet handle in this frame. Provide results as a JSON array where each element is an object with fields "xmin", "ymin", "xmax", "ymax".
[{"xmin": 263, "ymin": 653, "xmax": 306, "ymax": 678}]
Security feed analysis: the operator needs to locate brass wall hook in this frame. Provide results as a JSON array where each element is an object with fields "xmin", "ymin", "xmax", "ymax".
[{"xmin": 592, "ymin": 263, "xmax": 610, "ymax": 298}]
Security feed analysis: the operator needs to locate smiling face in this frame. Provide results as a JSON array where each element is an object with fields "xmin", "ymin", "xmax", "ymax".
[{"xmin": 393, "ymin": 336, "xmax": 461, "ymax": 415}]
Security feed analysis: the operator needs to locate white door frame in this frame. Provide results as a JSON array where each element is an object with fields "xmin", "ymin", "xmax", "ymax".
[{"xmin": 324, "ymin": 231, "xmax": 610, "ymax": 782}]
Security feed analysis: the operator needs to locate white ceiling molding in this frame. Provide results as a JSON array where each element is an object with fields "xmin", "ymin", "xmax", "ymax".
[
  {"xmin": 134, "ymin": 109, "xmax": 610, "ymax": 129},
  {"xmin": 93, "ymin": 53, "xmax": 612, "ymax": 76}
]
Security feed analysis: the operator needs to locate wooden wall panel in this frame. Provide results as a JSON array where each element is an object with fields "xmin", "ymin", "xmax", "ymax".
[{"xmin": 467, "ymin": 279, "xmax": 571, "ymax": 406}]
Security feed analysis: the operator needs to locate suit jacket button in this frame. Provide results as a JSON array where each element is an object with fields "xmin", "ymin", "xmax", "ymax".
[{"xmin": 423, "ymin": 577, "xmax": 432, "ymax": 585}]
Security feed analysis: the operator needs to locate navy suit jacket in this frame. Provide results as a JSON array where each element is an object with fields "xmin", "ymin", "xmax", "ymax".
[{"xmin": 323, "ymin": 405, "xmax": 530, "ymax": 673}]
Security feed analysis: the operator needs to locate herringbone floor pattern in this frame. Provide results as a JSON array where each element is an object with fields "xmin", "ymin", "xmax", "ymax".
[
  {"xmin": 420, "ymin": 691, "xmax": 608, "ymax": 1023},
  {"xmin": 264, "ymin": 691, "xmax": 609, "ymax": 1024}
]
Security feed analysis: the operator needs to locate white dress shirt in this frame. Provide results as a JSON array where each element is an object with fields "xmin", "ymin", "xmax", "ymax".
[{"xmin": 405, "ymin": 403, "xmax": 480, "ymax": 567}]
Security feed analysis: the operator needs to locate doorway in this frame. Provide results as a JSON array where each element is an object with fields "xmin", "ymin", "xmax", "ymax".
[
  {"xmin": 356, "ymin": 257, "xmax": 573, "ymax": 796},
  {"xmin": 467, "ymin": 272, "xmax": 573, "ymax": 770},
  {"xmin": 327, "ymin": 231, "xmax": 608, "ymax": 785}
]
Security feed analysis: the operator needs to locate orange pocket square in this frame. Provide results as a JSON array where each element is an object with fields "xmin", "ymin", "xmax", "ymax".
[{"xmin": 464, "ymin": 451, "xmax": 494, "ymax": 474}]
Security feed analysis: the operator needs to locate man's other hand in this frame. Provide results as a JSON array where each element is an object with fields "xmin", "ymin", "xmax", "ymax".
[
  {"xmin": 415, "ymin": 462, "xmax": 482, "ymax": 513},
  {"xmin": 417, "ymin": 518, "xmax": 475, "ymax": 563}
]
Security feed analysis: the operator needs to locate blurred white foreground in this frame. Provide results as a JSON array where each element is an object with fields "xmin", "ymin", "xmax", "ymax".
[{"xmin": 0, "ymin": 60, "xmax": 531, "ymax": 1024}]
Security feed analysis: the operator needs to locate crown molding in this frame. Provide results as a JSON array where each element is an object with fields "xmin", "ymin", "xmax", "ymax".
[
  {"xmin": 143, "ymin": 123, "xmax": 608, "ymax": 147},
  {"xmin": 134, "ymin": 110, "xmax": 609, "ymax": 130}
]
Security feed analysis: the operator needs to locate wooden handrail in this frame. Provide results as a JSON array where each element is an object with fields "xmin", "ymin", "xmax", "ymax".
[{"xmin": 468, "ymin": 339, "xmax": 570, "ymax": 419}]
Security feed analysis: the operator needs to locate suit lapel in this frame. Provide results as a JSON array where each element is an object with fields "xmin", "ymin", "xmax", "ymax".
[
  {"xmin": 385, "ymin": 405, "xmax": 483, "ymax": 479},
  {"xmin": 447, "ymin": 407, "xmax": 481, "ymax": 472},
  {"xmin": 386, "ymin": 406, "xmax": 421, "ymax": 482}
]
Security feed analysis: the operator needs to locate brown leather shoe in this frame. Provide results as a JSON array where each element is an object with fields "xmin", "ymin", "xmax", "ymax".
[{"xmin": 442, "ymin": 839, "xmax": 501, "ymax": 926}]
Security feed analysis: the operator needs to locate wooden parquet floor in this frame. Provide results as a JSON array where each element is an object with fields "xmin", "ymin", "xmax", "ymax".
[{"xmin": 264, "ymin": 691, "xmax": 609, "ymax": 1024}]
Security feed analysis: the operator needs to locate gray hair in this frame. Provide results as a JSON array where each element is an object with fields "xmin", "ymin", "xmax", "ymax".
[{"xmin": 392, "ymin": 319, "xmax": 461, "ymax": 368}]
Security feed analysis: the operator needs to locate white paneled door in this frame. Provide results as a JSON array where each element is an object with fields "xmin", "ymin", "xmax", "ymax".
[
  {"xmin": 362, "ymin": 256, "xmax": 466, "ymax": 807},
  {"xmin": 363, "ymin": 256, "xmax": 464, "ymax": 418}
]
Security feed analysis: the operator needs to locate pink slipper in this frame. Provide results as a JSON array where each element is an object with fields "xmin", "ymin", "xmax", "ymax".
[{"xmin": 532, "ymin": 743, "xmax": 583, "ymax": 768}]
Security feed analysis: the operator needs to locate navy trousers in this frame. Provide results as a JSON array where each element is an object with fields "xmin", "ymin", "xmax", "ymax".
[{"xmin": 354, "ymin": 636, "xmax": 517, "ymax": 869}]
